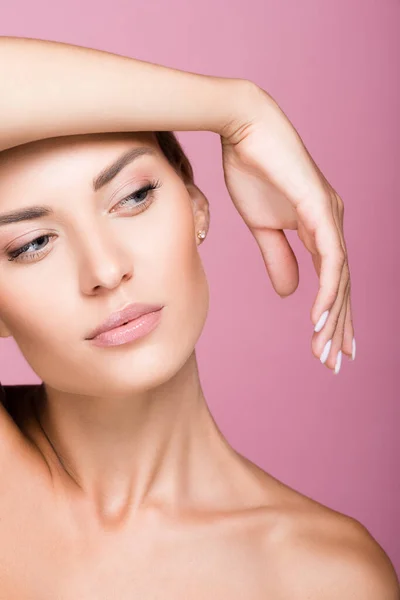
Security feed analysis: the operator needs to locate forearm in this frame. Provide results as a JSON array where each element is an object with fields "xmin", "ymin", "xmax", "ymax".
[{"xmin": 0, "ymin": 36, "xmax": 254, "ymax": 151}]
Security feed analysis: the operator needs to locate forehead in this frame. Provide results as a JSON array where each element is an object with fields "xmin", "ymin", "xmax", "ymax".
[{"xmin": 0, "ymin": 132, "xmax": 160, "ymax": 192}]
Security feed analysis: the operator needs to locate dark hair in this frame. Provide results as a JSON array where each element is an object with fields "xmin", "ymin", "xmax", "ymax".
[{"xmin": 154, "ymin": 131, "xmax": 195, "ymax": 186}]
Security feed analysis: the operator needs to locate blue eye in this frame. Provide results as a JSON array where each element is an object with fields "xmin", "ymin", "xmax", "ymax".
[
  {"xmin": 7, "ymin": 234, "xmax": 55, "ymax": 262},
  {"xmin": 114, "ymin": 179, "xmax": 162, "ymax": 210},
  {"xmin": 6, "ymin": 178, "xmax": 162, "ymax": 263}
]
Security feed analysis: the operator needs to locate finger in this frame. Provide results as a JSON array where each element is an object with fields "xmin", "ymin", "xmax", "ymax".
[
  {"xmin": 310, "ymin": 192, "xmax": 353, "ymax": 371},
  {"xmin": 309, "ymin": 232, "xmax": 349, "ymax": 368},
  {"xmin": 251, "ymin": 227, "xmax": 299, "ymax": 297},
  {"xmin": 342, "ymin": 284, "xmax": 355, "ymax": 360},
  {"xmin": 321, "ymin": 278, "xmax": 350, "ymax": 373},
  {"xmin": 311, "ymin": 251, "xmax": 321, "ymax": 277},
  {"xmin": 335, "ymin": 195, "xmax": 355, "ymax": 360},
  {"xmin": 310, "ymin": 213, "xmax": 346, "ymax": 331},
  {"xmin": 331, "ymin": 192, "xmax": 345, "ymax": 253},
  {"xmin": 312, "ymin": 256, "xmax": 349, "ymax": 363}
]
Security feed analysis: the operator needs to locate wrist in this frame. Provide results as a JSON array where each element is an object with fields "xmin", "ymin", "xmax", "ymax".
[
  {"xmin": 216, "ymin": 79, "xmax": 272, "ymax": 140},
  {"xmin": 167, "ymin": 75, "xmax": 262, "ymax": 137}
]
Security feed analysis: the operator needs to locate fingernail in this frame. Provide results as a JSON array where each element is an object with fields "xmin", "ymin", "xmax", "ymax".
[
  {"xmin": 334, "ymin": 351, "xmax": 342, "ymax": 374},
  {"xmin": 314, "ymin": 310, "xmax": 329, "ymax": 333},
  {"xmin": 351, "ymin": 337, "xmax": 356, "ymax": 361},
  {"xmin": 320, "ymin": 339, "xmax": 332, "ymax": 364}
]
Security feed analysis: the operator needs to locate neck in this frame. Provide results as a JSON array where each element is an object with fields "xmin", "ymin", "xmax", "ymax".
[{"xmin": 29, "ymin": 351, "xmax": 265, "ymax": 529}]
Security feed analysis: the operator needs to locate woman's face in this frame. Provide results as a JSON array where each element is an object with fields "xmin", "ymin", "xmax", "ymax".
[{"xmin": 0, "ymin": 132, "xmax": 210, "ymax": 396}]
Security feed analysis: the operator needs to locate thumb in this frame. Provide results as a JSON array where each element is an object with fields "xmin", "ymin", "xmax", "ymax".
[{"xmin": 251, "ymin": 227, "xmax": 299, "ymax": 298}]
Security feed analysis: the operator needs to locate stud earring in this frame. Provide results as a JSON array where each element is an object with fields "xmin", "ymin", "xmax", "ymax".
[{"xmin": 197, "ymin": 230, "xmax": 206, "ymax": 240}]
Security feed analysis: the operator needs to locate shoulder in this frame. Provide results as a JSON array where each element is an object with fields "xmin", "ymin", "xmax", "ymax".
[
  {"xmin": 297, "ymin": 516, "xmax": 399, "ymax": 599},
  {"xmin": 267, "ymin": 502, "xmax": 400, "ymax": 600}
]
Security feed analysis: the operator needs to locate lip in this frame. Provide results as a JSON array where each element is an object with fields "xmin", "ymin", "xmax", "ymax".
[{"xmin": 86, "ymin": 302, "xmax": 164, "ymax": 340}]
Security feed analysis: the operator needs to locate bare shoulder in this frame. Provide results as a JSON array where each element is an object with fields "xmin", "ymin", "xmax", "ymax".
[
  {"xmin": 238, "ymin": 457, "xmax": 399, "ymax": 598},
  {"xmin": 292, "ymin": 514, "xmax": 398, "ymax": 599},
  {"xmin": 261, "ymin": 488, "xmax": 400, "ymax": 600}
]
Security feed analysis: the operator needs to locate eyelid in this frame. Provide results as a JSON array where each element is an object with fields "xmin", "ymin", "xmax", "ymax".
[
  {"xmin": 4, "ymin": 228, "xmax": 53, "ymax": 253},
  {"xmin": 110, "ymin": 178, "xmax": 161, "ymax": 211},
  {"xmin": 3, "ymin": 177, "xmax": 160, "ymax": 257},
  {"xmin": 108, "ymin": 174, "xmax": 155, "ymax": 203}
]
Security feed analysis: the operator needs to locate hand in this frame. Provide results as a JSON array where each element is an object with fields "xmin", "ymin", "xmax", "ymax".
[{"xmin": 220, "ymin": 83, "xmax": 355, "ymax": 374}]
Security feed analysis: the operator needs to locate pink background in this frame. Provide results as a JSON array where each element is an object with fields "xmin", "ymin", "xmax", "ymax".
[{"xmin": 1, "ymin": 0, "xmax": 399, "ymax": 575}]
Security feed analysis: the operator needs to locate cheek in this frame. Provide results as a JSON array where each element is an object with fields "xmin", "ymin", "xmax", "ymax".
[
  {"xmin": 0, "ymin": 287, "xmax": 51, "ymax": 343},
  {"xmin": 140, "ymin": 193, "xmax": 209, "ymax": 358},
  {"xmin": 0, "ymin": 286, "xmax": 72, "ymax": 383},
  {"xmin": 161, "ymin": 206, "xmax": 209, "ymax": 340},
  {"xmin": 0, "ymin": 276, "xmax": 94, "ymax": 390},
  {"xmin": 0, "ymin": 264, "xmax": 77, "ymax": 364},
  {"xmin": 152, "ymin": 195, "xmax": 207, "ymax": 303}
]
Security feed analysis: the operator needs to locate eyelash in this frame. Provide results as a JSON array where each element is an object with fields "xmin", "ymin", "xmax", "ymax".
[{"xmin": 7, "ymin": 179, "xmax": 162, "ymax": 263}]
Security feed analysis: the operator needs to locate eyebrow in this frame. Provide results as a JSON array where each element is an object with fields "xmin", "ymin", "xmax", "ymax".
[
  {"xmin": 0, "ymin": 146, "xmax": 157, "ymax": 227},
  {"xmin": 92, "ymin": 146, "xmax": 156, "ymax": 191}
]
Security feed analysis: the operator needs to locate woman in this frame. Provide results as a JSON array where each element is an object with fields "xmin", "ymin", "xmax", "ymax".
[{"xmin": 0, "ymin": 36, "xmax": 398, "ymax": 597}]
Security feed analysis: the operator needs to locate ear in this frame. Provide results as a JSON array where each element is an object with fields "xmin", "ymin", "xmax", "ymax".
[{"xmin": 185, "ymin": 182, "xmax": 210, "ymax": 245}]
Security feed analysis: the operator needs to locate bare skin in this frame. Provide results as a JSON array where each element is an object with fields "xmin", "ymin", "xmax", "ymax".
[
  {"xmin": 0, "ymin": 134, "xmax": 398, "ymax": 599},
  {"xmin": 0, "ymin": 379, "xmax": 397, "ymax": 599},
  {"xmin": 0, "ymin": 38, "xmax": 398, "ymax": 599}
]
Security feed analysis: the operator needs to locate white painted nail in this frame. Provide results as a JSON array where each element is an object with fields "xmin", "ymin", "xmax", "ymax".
[
  {"xmin": 314, "ymin": 310, "xmax": 329, "ymax": 333},
  {"xmin": 320, "ymin": 339, "xmax": 332, "ymax": 364},
  {"xmin": 334, "ymin": 351, "xmax": 342, "ymax": 374},
  {"xmin": 351, "ymin": 338, "xmax": 356, "ymax": 361}
]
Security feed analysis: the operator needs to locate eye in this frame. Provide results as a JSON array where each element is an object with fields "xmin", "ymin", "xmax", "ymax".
[
  {"xmin": 7, "ymin": 234, "xmax": 55, "ymax": 262},
  {"xmin": 6, "ymin": 179, "xmax": 163, "ymax": 264},
  {"xmin": 112, "ymin": 179, "xmax": 162, "ymax": 212}
]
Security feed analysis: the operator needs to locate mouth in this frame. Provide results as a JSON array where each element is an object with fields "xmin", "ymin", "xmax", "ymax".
[
  {"xmin": 87, "ymin": 308, "xmax": 164, "ymax": 347},
  {"xmin": 86, "ymin": 302, "xmax": 164, "ymax": 340}
]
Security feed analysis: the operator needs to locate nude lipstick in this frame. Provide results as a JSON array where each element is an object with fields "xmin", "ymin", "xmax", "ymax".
[{"xmin": 86, "ymin": 303, "xmax": 163, "ymax": 347}]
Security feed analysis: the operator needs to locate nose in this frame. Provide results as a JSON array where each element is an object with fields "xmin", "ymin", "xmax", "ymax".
[{"xmin": 77, "ymin": 227, "xmax": 133, "ymax": 295}]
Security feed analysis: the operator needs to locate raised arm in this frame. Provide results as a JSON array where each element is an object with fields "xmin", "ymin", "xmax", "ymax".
[
  {"xmin": 0, "ymin": 36, "xmax": 356, "ymax": 379},
  {"xmin": 0, "ymin": 35, "xmax": 251, "ymax": 151}
]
